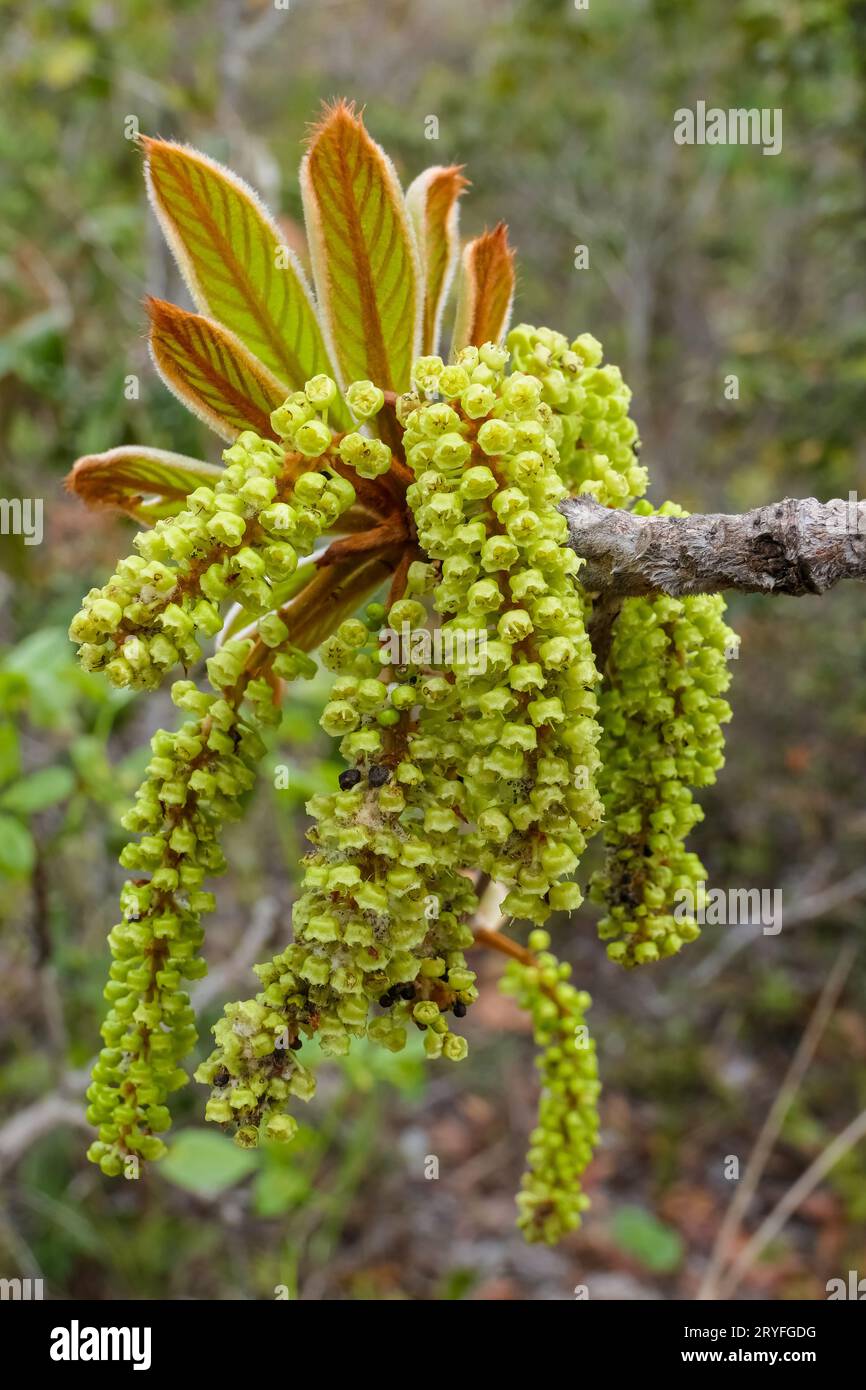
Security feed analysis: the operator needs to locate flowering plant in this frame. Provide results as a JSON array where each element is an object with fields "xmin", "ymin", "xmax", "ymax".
[{"xmin": 68, "ymin": 102, "xmax": 733, "ymax": 1244}]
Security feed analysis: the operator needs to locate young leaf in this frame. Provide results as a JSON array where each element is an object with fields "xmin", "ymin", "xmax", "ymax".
[
  {"xmin": 142, "ymin": 138, "xmax": 337, "ymax": 396},
  {"xmin": 406, "ymin": 166, "xmax": 468, "ymax": 355},
  {"xmin": 300, "ymin": 101, "xmax": 423, "ymax": 393},
  {"xmin": 66, "ymin": 446, "xmax": 223, "ymax": 521},
  {"xmin": 451, "ymin": 223, "xmax": 516, "ymax": 354},
  {"xmin": 147, "ymin": 297, "xmax": 286, "ymax": 441}
]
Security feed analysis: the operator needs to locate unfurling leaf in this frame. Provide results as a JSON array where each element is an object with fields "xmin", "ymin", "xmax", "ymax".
[
  {"xmin": 406, "ymin": 166, "xmax": 468, "ymax": 356},
  {"xmin": 66, "ymin": 446, "xmax": 222, "ymax": 521},
  {"xmin": 451, "ymin": 223, "xmax": 516, "ymax": 354},
  {"xmin": 300, "ymin": 101, "xmax": 422, "ymax": 393},
  {"xmin": 142, "ymin": 138, "xmax": 337, "ymax": 396},
  {"xmin": 147, "ymin": 297, "xmax": 287, "ymax": 441}
]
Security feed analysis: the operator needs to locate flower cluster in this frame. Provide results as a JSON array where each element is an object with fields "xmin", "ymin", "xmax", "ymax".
[
  {"xmin": 507, "ymin": 323, "xmax": 647, "ymax": 506},
  {"xmin": 501, "ymin": 931, "xmax": 600, "ymax": 1244},
  {"xmin": 590, "ymin": 505, "xmax": 735, "ymax": 966},
  {"xmin": 275, "ymin": 373, "xmax": 396, "ymax": 479},
  {"xmin": 82, "ymin": 391, "xmax": 363, "ymax": 1173},
  {"xmin": 196, "ymin": 597, "xmax": 480, "ymax": 1146},
  {"xmin": 86, "ymin": 633, "xmax": 320, "ymax": 1175},
  {"xmin": 74, "ymin": 330, "xmax": 737, "ymax": 1248},
  {"xmin": 69, "ymin": 384, "xmax": 358, "ymax": 691},
  {"xmin": 399, "ymin": 347, "xmax": 604, "ymax": 926}
]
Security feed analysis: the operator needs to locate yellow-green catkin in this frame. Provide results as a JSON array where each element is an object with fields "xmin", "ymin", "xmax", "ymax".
[
  {"xmin": 85, "ymin": 638, "xmax": 320, "ymax": 1175},
  {"xmin": 590, "ymin": 504, "xmax": 735, "ymax": 966},
  {"xmin": 504, "ymin": 339, "xmax": 736, "ymax": 971},
  {"xmin": 501, "ymin": 930, "xmax": 600, "ymax": 1243},
  {"xmin": 400, "ymin": 346, "xmax": 604, "ymax": 927},
  {"xmin": 196, "ymin": 597, "xmax": 479, "ymax": 1146},
  {"xmin": 69, "ymin": 393, "xmax": 356, "ymax": 691},
  {"xmin": 83, "ymin": 396, "xmax": 358, "ymax": 1173},
  {"xmin": 507, "ymin": 323, "xmax": 648, "ymax": 505}
]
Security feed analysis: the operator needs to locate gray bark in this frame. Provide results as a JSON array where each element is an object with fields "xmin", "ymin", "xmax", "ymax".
[{"xmin": 561, "ymin": 495, "xmax": 866, "ymax": 599}]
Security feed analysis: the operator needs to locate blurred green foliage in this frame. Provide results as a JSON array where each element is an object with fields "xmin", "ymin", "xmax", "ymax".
[{"xmin": 612, "ymin": 1204, "xmax": 684, "ymax": 1274}]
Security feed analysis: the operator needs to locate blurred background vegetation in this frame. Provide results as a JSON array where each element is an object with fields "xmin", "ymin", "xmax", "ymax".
[{"xmin": 1, "ymin": 0, "xmax": 865, "ymax": 1300}]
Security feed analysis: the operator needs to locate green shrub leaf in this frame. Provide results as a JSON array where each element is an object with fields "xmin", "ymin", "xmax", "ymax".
[
  {"xmin": 0, "ymin": 814, "xmax": 36, "ymax": 876},
  {"xmin": 0, "ymin": 765, "xmax": 75, "ymax": 815}
]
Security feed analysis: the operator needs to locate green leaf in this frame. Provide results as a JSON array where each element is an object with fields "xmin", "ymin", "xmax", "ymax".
[
  {"xmin": 0, "ymin": 722, "xmax": 21, "ymax": 785},
  {"xmin": 253, "ymin": 1164, "xmax": 312, "ymax": 1218},
  {"xmin": 0, "ymin": 766, "xmax": 75, "ymax": 816},
  {"xmin": 612, "ymin": 1205, "xmax": 684, "ymax": 1273},
  {"xmin": 143, "ymin": 137, "xmax": 341, "ymax": 406},
  {"xmin": 438, "ymin": 1268, "xmax": 478, "ymax": 1301},
  {"xmin": 2, "ymin": 627, "xmax": 71, "ymax": 683},
  {"xmin": 301, "ymin": 101, "xmax": 422, "ymax": 394},
  {"xmin": 1, "ymin": 628, "xmax": 102, "ymax": 728},
  {"xmin": 0, "ymin": 814, "xmax": 36, "ymax": 876},
  {"xmin": 3, "ymin": 628, "xmax": 81, "ymax": 722},
  {"xmin": 160, "ymin": 1129, "xmax": 258, "ymax": 1198},
  {"xmin": 0, "ymin": 306, "xmax": 71, "ymax": 380},
  {"xmin": 338, "ymin": 1032, "xmax": 427, "ymax": 1098},
  {"xmin": 66, "ymin": 446, "xmax": 222, "ymax": 522},
  {"xmin": 20, "ymin": 1190, "xmax": 105, "ymax": 1260}
]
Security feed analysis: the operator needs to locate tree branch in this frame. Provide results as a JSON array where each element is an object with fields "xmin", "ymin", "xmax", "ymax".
[{"xmin": 561, "ymin": 495, "xmax": 866, "ymax": 599}]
